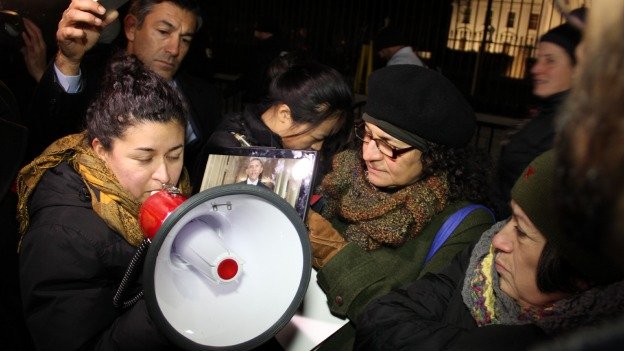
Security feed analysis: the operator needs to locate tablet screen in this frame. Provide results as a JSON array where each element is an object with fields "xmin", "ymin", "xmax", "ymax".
[{"xmin": 199, "ymin": 146, "xmax": 318, "ymax": 220}]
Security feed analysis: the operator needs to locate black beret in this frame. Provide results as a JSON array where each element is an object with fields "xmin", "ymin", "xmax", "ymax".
[
  {"xmin": 539, "ymin": 23, "xmax": 581, "ymax": 64},
  {"xmin": 363, "ymin": 65, "xmax": 476, "ymax": 147}
]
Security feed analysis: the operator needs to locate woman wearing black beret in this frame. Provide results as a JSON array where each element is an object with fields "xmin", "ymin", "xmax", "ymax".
[{"xmin": 306, "ymin": 64, "xmax": 495, "ymax": 350}]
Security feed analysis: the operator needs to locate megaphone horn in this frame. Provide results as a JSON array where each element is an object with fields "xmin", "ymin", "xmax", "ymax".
[{"xmin": 144, "ymin": 184, "xmax": 311, "ymax": 350}]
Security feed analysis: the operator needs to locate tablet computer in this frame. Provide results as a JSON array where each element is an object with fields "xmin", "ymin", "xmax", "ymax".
[{"xmin": 199, "ymin": 146, "xmax": 318, "ymax": 220}]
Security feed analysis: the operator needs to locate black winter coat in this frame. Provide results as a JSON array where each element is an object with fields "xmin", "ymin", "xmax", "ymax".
[
  {"xmin": 490, "ymin": 91, "xmax": 568, "ymax": 219},
  {"xmin": 206, "ymin": 103, "xmax": 283, "ymax": 148},
  {"xmin": 19, "ymin": 162, "xmax": 177, "ymax": 351},
  {"xmin": 355, "ymin": 245, "xmax": 548, "ymax": 351}
]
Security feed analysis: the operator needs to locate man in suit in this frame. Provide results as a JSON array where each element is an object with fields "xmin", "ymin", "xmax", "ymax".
[
  {"xmin": 239, "ymin": 158, "xmax": 270, "ymax": 189},
  {"xmin": 25, "ymin": 0, "xmax": 221, "ymax": 188}
]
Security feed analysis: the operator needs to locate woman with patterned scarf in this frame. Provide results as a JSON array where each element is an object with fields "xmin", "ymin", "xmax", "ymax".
[
  {"xmin": 355, "ymin": 150, "xmax": 624, "ymax": 350},
  {"xmin": 307, "ymin": 65, "xmax": 494, "ymax": 350},
  {"xmin": 16, "ymin": 54, "xmax": 191, "ymax": 351}
]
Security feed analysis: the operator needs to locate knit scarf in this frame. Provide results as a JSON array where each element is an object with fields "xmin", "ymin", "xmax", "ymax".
[
  {"xmin": 16, "ymin": 132, "xmax": 191, "ymax": 248},
  {"xmin": 319, "ymin": 149, "xmax": 449, "ymax": 250},
  {"xmin": 462, "ymin": 221, "xmax": 624, "ymax": 335}
]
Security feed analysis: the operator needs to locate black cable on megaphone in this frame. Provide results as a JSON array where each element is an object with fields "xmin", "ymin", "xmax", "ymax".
[
  {"xmin": 113, "ymin": 238, "xmax": 149, "ymax": 309},
  {"xmin": 113, "ymin": 185, "xmax": 187, "ymax": 309}
]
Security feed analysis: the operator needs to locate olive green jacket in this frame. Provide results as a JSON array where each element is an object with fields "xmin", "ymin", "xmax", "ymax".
[{"xmin": 315, "ymin": 200, "xmax": 494, "ymax": 350}]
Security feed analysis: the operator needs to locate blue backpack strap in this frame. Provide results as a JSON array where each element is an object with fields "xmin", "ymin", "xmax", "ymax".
[{"xmin": 424, "ymin": 204, "xmax": 494, "ymax": 264}]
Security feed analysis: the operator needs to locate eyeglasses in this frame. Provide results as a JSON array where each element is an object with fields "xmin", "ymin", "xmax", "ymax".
[{"xmin": 354, "ymin": 124, "xmax": 417, "ymax": 159}]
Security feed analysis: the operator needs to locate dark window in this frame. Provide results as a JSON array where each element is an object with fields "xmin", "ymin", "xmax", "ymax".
[
  {"xmin": 528, "ymin": 13, "xmax": 539, "ymax": 30},
  {"xmin": 462, "ymin": 7, "xmax": 471, "ymax": 24},
  {"xmin": 506, "ymin": 12, "xmax": 516, "ymax": 28}
]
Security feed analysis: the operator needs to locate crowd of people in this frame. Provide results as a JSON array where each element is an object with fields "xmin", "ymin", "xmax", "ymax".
[{"xmin": 1, "ymin": 0, "xmax": 623, "ymax": 350}]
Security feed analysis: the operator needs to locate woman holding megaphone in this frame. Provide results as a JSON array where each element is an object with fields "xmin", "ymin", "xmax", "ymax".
[{"xmin": 17, "ymin": 54, "xmax": 190, "ymax": 350}]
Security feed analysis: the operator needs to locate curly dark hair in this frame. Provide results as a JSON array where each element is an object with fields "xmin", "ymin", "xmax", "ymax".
[
  {"xmin": 419, "ymin": 141, "xmax": 493, "ymax": 208},
  {"xmin": 85, "ymin": 54, "xmax": 187, "ymax": 149}
]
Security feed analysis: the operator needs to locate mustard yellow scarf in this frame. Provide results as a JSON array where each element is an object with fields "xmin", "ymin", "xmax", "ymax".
[{"xmin": 16, "ymin": 132, "xmax": 191, "ymax": 248}]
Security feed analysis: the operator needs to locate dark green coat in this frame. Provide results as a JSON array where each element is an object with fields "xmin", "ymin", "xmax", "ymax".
[{"xmin": 315, "ymin": 200, "xmax": 494, "ymax": 350}]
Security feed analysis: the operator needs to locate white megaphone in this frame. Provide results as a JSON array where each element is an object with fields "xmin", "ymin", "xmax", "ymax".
[{"xmin": 134, "ymin": 183, "xmax": 310, "ymax": 350}]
